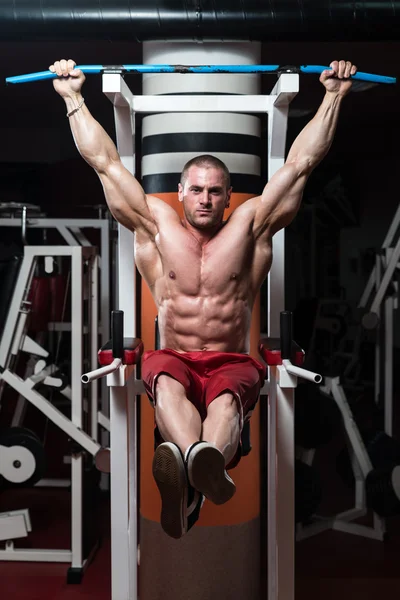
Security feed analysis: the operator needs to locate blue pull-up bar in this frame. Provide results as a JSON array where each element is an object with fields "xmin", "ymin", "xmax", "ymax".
[{"xmin": 5, "ymin": 64, "xmax": 396, "ymax": 85}]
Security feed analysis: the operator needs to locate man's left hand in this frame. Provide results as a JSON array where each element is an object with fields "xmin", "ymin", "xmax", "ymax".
[{"xmin": 320, "ymin": 60, "xmax": 357, "ymax": 97}]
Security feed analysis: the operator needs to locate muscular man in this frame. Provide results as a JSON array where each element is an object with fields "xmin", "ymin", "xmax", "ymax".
[{"xmin": 50, "ymin": 58, "xmax": 357, "ymax": 539}]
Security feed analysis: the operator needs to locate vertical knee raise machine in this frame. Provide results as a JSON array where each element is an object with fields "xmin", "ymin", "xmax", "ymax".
[{"xmin": 77, "ymin": 67, "xmax": 324, "ymax": 600}]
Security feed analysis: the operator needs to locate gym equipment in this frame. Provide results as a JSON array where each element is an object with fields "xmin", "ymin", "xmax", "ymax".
[
  {"xmin": 366, "ymin": 465, "xmax": 400, "ymax": 518},
  {"xmin": 297, "ymin": 377, "xmax": 386, "ymax": 542},
  {"xmin": 0, "ymin": 207, "xmax": 111, "ymax": 358},
  {"xmin": 82, "ymin": 311, "xmax": 144, "ymax": 600},
  {"xmin": 77, "ymin": 49, "xmax": 322, "ymax": 600},
  {"xmin": 0, "ymin": 206, "xmax": 112, "ymax": 472},
  {"xmin": 83, "ymin": 307, "xmax": 322, "ymax": 600},
  {"xmin": 367, "ymin": 431, "xmax": 400, "ymax": 468},
  {"xmin": 336, "ymin": 431, "xmax": 400, "ymax": 518},
  {"xmin": 6, "ymin": 64, "xmax": 396, "ymax": 85},
  {"xmin": 295, "ymin": 297, "xmax": 350, "ymax": 374},
  {"xmin": 337, "ymin": 430, "xmax": 400, "ymax": 479},
  {"xmin": 335, "ymin": 203, "xmax": 400, "ymax": 436},
  {"xmin": 96, "ymin": 68, "xmax": 300, "ymax": 600},
  {"xmin": 0, "ymin": 427, "xmax": 45, "ymax": 488},
  {"xmin": 297, "ymin": 205, "xmax": 400, "ymax": 541},
  {"xmin": 0, "ymin": 242, "xmax": 107, "ymax": 580}
]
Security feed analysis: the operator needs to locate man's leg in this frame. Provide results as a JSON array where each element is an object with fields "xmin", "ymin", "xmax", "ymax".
[
  {"xmin": 186, "ymin": 359, "xmax": 263, "ymax": 505},
  {"xmin": 185, "ymin": 392, "xmax": 238, "ymax": 506},
  {"xmin": 142, "ymin": 352, "xmax": 204, "ymax": 538},
  {"xmin": 155, "ymin": 374, "xmax": 202, "ymax": 455},
  {"xmin": 201, "ymin": 392, "xmax": 240, "ymax": 466}
]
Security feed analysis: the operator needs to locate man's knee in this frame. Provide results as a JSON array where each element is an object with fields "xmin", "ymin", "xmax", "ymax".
[
  {"xmin": 155, "ymin": 373, "xmax": 187, "ymax": 402},
  {"xmin": 156, "ymin": 373, "xmax": 178, "ymax": 389},
  {"xmin": 208, "ymin": 391, "xmax": 239, "ymax": 417}
]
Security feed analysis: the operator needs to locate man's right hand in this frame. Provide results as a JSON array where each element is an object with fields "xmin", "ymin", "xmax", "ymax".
[{"xmin": 49, "ymin": 59, "xmax": 85, "ymax": 98}]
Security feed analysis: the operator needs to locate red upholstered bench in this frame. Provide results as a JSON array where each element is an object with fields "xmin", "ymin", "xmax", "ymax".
[
  {"xmin": 258, "ymin": 337, "xmax": 305, "ymax": 366},
  {"xmin": 98, "ymin": 338, "xmax": 144, "ymax": 366}
]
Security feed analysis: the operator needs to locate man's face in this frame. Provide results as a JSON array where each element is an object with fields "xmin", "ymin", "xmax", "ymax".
[{"xmin": 178, "ymin": 166, "xmax": 232, "ymax": 230}]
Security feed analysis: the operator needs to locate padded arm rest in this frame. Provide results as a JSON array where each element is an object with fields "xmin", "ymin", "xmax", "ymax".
[
  {"xmin": 258, "ymin": 337, "xmax": 305, "ymax": 367},
  {"xmin": 98, "ymin": 338, "xmax": 144, "ymax": 366}
]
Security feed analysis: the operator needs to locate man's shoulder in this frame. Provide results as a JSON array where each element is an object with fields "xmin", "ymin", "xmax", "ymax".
[
  {"xmin": 223, "ymin": 196, "xmax": 261, "ymax": 227},
  {"xmin": 146, "ymin": 195, "xmax": 181, "ymax": 223}
]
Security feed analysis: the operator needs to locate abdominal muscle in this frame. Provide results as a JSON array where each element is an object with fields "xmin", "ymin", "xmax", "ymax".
[{"xmin": 156, "ymin": 292, "xmax": 253, "ymax": 353}]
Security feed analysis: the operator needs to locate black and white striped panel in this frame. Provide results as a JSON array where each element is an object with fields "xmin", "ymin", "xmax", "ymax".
[{"xmin": 141, "ymin": 42, "xmax": 262, "ymax": 195}]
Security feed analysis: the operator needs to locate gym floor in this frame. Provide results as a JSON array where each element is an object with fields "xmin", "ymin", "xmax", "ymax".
[{"xmin": 1, "ymin": 485, "xmax": 400, "ymax": 600}]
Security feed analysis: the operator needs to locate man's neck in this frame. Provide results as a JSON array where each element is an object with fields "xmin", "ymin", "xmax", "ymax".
[{"xmin": 183, "ymin": 220, "xmax": 224, "ymax": 247}]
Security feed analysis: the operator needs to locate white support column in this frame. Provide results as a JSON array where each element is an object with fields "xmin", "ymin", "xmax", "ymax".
[
  {"xmin": 268, "ymin": 365, "xmax": 296, "ymax": 600},
  {"xmin": 100, "ymin": 220, "xmax": 110, "ymax": 342},
  {"xmin": 266, "ymin": 74, "xmax": 298, "ymax": 600},
  {"xmin": 100, "ymin": 221, "xmax": 111, "ymax": 491},
  {"xmin": 110, "ymin": 385, "xmax": 130, "ymax": 600},
  {"xmin": 91, "ymin": 254, "xmax": 99, "ymax": 441},
  {"xmin": 103, "ymin": 73, "xmax": 138, "ymax": 600},
  {"xmin": 127, "ymin": 375, "xmax": 138, "ymax": 595},
  {"xmin": 70, "ymin": 247, "xmax": 83, "ymax": 570},
  {"xmin": 105, "ymin": 74, "xmax": 137, "ymax": 335},
  {"xmin": 267, "ymin": 368, "xmax": 278, "ymax": 600},
  {"xmin": 267, "ymin": 74, "xmax": 299, "ymax": 336}
]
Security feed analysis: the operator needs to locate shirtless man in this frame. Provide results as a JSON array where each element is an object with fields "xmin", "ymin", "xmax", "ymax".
[{"xmin": 50, "ymin": 58, "xmax": 357, "ymax": 539}]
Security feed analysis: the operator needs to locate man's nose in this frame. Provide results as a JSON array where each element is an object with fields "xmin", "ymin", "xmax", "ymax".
[{"xmin": 199, "ymin": 193, "xmax": 211, "ymax": 205}]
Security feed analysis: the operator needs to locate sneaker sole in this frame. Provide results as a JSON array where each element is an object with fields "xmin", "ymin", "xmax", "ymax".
[
  {"xmin": 152, "ymin": 443, "xmax": 187, "ymax": 539},
  {"xmin": 189, "ymin": 445, "xmax": 236, "ymax": 505}
]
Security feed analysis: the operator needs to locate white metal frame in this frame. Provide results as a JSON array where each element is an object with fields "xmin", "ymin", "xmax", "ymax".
[
  {"xmin": 295, "ymin": 208, "xmax": 400, "ymax": 544},
  {"xmin": 102, "ymin": 71, "xmax": 302, "ymax": 600},
  {"xmin": 297, "ymin": 376, "xmax": 385, "ymax": 542},
  {"xmin": 0, "ymin": 217, "xmax": 111, "ymax": 453},
  {"xmin": 0, "ymin": 245, "xmax": 102, "ymax": 569},
  {"xmin": 359, "ymin": 204, "xmax": 400, "ymax": 437},
  {"xmin": 0, "ymin": 218, "xmax": 110, "ymax": 343}
]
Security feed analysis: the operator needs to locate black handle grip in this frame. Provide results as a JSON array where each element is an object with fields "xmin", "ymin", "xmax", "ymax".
[
  {"xmin": 155, "ymin": 316, "xmax": 160, "ymax": 350},
  {"xmin": 112, "ymin": 310, "xmax": 124, "ymax": 359},
  {"xmin": 280, "ymin": 311, "xmax": 292, "ymax": 360}
]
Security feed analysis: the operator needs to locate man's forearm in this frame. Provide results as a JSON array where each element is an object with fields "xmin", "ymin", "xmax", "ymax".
[
  {"xmin": 64, "ymin": 92, "xmax": 119, "ymax": 171},
  {"xmin": 286, "ymin": 91, "xmax": 344, "ymax": 170}
]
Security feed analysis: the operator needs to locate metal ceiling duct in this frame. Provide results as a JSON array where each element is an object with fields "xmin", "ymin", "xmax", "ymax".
[{"xmin": 0, "ymin": 1, "xmax": 398, "ymax": 42}]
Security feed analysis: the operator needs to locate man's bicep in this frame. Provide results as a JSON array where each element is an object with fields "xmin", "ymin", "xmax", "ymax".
[
  {"xmin": 98, "ymin": 162, "xmax": 159, "ymax": 236},
  {"xmin": 253, "ymin": 163, "xmax": 308, "ymax": 237}
]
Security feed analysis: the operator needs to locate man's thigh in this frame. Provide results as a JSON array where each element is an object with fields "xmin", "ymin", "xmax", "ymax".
[
  {"xmin": 142, "ymin": 350, "xmax": 201, "ymax": 408},
  {"xmin": 205, "ymin": 360, "xmax": 263, "ymax": 424}
]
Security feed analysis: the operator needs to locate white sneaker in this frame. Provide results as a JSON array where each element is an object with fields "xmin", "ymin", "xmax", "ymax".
[
  {"xmin": 186, "ymin": 441, "xmax": 236, "ymax": 505},
  {"xmin": 152, "ymin": 442, "xmax": 188, "ymax": 539}
]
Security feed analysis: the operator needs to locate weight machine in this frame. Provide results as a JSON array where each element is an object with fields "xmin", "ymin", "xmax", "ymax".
[
  {"xmin": 359, "ymin": 202, "xmax": 400, "ymax": 436},
  {"xmin": 76, "ymin": 66, "xmax": 325, "ymax": 600},
  {"xmin": 297, "ymin": 194, "xmax": 400, "ymax": 544},
  {"xmin": 0, "ymin": 216, "xmax": 111, "ymax": 580},
  {"xmin": 6, "ymin": 62, "xmax": 395, "ymax": 598}
]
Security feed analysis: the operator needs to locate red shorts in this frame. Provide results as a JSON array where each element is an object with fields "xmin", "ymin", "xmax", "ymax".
[{"xmin": 142, "ymin": 349, "xmax": 266, "ymax": 468}]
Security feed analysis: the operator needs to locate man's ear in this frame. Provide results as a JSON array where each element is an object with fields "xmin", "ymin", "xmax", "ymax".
[
  {"xmin": 178, "ymin": 182, "xmax": 184, "ymax": 203},
  {"xmin": 226, "ymin": 186, "xmax": 232, "ymax": 208}
]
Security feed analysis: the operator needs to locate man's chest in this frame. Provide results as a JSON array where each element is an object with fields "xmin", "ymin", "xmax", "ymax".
[{"xmin": 156, "ymin": 227, "xmax": 255, "ymax": 297}]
